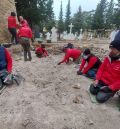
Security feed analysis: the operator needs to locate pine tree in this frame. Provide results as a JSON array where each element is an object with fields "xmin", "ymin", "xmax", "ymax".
[
  {"xmin": 65, "ymin": 0, "xmax": 71, "ymax": 32},
  {"xmin": 92, "ymin": 0, "xmax": 107, "ymax": 29},
  {"xmin": 106, "ymin": 0, "xmax": 114, "ymax": 29},
  {"xmin": 113, "ymin": 0, "xmax": 120, "ymax": 26},
  {"xmin": 45, "ymin": 0, "xmax": 55, "ymax": 31},
  {"xmin": 72, "ymin": 6, "xmax": 83, "ymax": 33},
  {"xmin": 58, "ymin": 1, "xmax": 64, "ymax": 40}
]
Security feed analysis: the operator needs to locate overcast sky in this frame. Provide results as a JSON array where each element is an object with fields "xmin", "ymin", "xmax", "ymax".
[{"xmin": 53, "ymin": 0, "xmax": 116, "ymax": 19}]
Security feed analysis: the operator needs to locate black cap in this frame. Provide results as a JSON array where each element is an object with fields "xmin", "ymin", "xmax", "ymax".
[
  {"xmin": 110, "ymin": 40, "xmax": 120, "ymax": 51},
  {"xmin": 83, "ymin": 49, "xmax": 91, "ymax": 55},
  {"xmin": 11, "ymin": 12, "xmax": 16, "ymax": 16}
]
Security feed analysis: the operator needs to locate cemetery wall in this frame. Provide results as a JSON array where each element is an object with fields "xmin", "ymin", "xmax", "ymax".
[{"xmin": 0, "ymin": 0, "xmax": 16, "ymax": 43}]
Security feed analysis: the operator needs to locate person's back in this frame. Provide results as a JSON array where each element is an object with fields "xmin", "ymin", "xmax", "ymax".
[
  {"xmin": 18, "ymin": 26, "xmax": 32, "ymax": 39},
  {"xmin": 67, "ymin": 49, "xmax": 81, "ymax": 59},
  {"xmin": 58, "ymin": 48, "xmax": 81, "ymax": 65},
  {"xmin": 8, "ymin": 16, "xmax": 16, "ymax": 28}
]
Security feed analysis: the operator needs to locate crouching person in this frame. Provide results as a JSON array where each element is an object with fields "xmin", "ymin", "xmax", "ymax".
[
  {"xmin": 89, "ymin": 40, "xmax": 120, "ymax": 103},
  {"xmin": 77, "ymin": 49, "xmax": 101, "ymax": 79},
  {"xmin": 35, "ymin": 44, "xmax": 48, "ymax": 58},
  {"xmin": 0, "ymin": 46, "xmax": 12, "ymax": 89},
  {"xmin": 17, "ymin": 25, "xmax": 32, "ymax": 61},
  {"xmin": 58, "ymin": 48, "xmax": 81, "ymax": 65}
]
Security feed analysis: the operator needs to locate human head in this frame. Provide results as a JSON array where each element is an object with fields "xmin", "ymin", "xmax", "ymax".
[
  {"xmin": 67, "ymin": 43, "xmax": 74, "ymax": 49},
  {"xmin": 41, "ymin": 44, "xmax": 45, "ymax": 48},
  {"xmin": 11, "ymin": 12, "xmax": 16, "ymax": 16},
  {"xmin": 109, "ymin": 40, "xmax": 120, "ymax": 58},
  {"xmin": 19, "ymin": 16, "xmax": 24, "ymax": 22},
  {"xmin": 83, "ymin": 48, "xmax": 91, "ymax": 59}
]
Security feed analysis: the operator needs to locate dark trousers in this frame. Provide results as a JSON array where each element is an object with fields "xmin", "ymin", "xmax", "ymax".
[
  {"xmin": 0, "ymin": 70, "xmax": 9, "ymax": 89},
  {"xmin": 86, "ymin": 69, "xmax": 97, "ymax": 80},
  {"xmin": 89, "ymin": 81, "xmax": 115, "ymax": 103},
  {"xmin": 8, "ymin": 28, "xmax": 18, "ymax": 44},
  {"xmin": 35, "ymin": 52, "xmax": 42, "ymax": 58},
  {"xmin": 19, "ymin": 38, "xmax": 32, "ymax": 61}
]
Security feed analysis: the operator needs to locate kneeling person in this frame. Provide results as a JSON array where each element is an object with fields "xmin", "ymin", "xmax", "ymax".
[
  {"xmin": 35, "ymin": 44, "xmax": 48, "ymax": 58},
  {"xmin": 58, "ymin": 48, "xmax": 81, "ymax": 65},
  {"xmin": 0, "ymin": 46, "xmax": 12, "ymax": 89},
  {"xmin": 90, "ymin": 40, "xmax": 120, "ymax": 103},
  {"xmin": 77, "ymin": 49, "xmax": 101, "ymax": 79}
]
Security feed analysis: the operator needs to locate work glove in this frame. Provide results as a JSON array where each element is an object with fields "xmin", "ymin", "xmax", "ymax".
[
  {"xmin": 77, "ymin": 70, "xmax": 83, "ymax": 75},
  {"xmin": 57, "ymin": 62, "xmax": 61, "ymax": 65}
]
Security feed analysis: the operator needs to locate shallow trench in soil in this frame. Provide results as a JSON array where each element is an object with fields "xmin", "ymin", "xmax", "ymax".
[{"xmin": 0, "ymin": 52, "xmax": 120, "ymax": 129}]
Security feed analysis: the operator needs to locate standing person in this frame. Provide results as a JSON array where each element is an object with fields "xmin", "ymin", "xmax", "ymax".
[
  {"xmin": 89, "ymin": 40, "xmax": 120, "ymax": 103},
  {"xmin": 109, "ymin": 27, "xmax": 119, "ymax": 42},
  {"xmin": 19, "ymin": 16, "xmax": 29, "ymax": 27},
  {"xmin": 8, "ymin": 12, "xmax": 18, "ymax": 44},
  {"xmin": 77, "ymin": 49, "xmax": 102, "ymax": 79},
  {"xmin": 58, "ymin": 48, "xmax": 81, "ymax": 65},
  {"xmin": 17, "ymin": 25, "xmax": 32, "ymax": 61}
]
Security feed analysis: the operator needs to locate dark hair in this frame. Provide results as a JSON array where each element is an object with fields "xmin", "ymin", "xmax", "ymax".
[
  {"xmin": 41, "ymin": 44, "xmax": 45, "ymax": 48},
  {"xmin": 11, "ymin": 12, "xmax": 16, "ymax": 16},
  {"xmin": 83, "ymin": 48, "xmax": 91, "ymax": 55}
]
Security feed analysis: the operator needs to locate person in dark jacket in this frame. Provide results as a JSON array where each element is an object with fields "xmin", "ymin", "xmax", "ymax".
[
  {"xmin": 8, "ymin": 12, "xmax": 18, "ymax": 44},
  {"xmin": 77, "ymin": 49, "xmax": 101, "ymax": 79},
  {"xmin": 89, "ymin": 40, "xmax": 120, "ymax": 103},
  {"xmin": 0, "ymin": 46, "xmax": 12, "ymax": 89}
]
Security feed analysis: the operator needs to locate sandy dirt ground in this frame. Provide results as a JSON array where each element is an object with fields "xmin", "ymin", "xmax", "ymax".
[{"xmin": 0, "ymin": 52, "xmax": 120, "ymax": 129}]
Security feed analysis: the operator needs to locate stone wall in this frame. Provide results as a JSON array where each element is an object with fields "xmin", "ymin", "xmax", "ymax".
[{"xmin": 0, "ymin": 0, "xmax": 16, "ymax": 43}]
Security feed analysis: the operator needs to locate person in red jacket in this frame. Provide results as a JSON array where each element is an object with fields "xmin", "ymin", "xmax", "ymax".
[
  {"xmin": 0, "ymin": 46, "xmax": 12, "ymax": 89},
  {"xmin": 8, "ymin": 12, "xmax": 18, "ymax": 44},
  {"xmin": 19, "ymin": 16, "xmax": 29, "ymax": 27},
  {"xmin": 58, "ymin": 48, "xmax": 81, "ymax": 65},
  {"xmin": 77, "ymin": 49, "xmax": 101, "ymax": 79},
  {"xmin": 90, "ymin": 40, "xmax": 120, "ymax": 103},
  {"xmin": 35, "ymin": 44, "xmax": 48, "ymax": 58},
  {"xmin": 17, "ymin": 25, "xmax": 32, "ymax": 61}
]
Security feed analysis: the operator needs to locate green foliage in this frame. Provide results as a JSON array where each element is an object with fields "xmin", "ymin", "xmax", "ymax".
[
  {"xmin": 65, "ymin": 0, "xmax": 71, "ymax": 32},
  {"xmin": 92, "ymin": 0, "xmax": 107, "ymax": 29},
  {"xmin": 15, "ymin": 0, "xmax": 55, "ymax": 31},
  {"xmin": 72, "ymin": 6, "xmax": 83, "ymax": 33},
  {"xmin": 58, "ymin": 1, "xmax": 64, "ymax": 34}
]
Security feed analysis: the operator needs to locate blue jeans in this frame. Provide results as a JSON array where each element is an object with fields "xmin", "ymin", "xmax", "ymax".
[{"xmin": 86, "ymin": 69, "xmax": 96, "ymax": 79}]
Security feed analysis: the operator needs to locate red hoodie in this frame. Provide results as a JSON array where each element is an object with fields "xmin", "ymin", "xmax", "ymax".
[
  {"xmin": 60, "ymin": 49, "xmax": 81, "ymax": 64},
  {"xmin": 17, "ymin": 26, "xmax": 32, "ymax": 39},
  {"xmin": 8, "ymin": 16, "xmax": 17, "ymax": 28},
  {"xmin": 96, "ymin": 56, "xmax": 120, "ymax": 91},
  {"xmin": 20, "ymin": 19, "xmax": 29, "ymax": 27},
  {"xmin": 36, "ymin": 47, "xmax": 48, "ymax": 57},
  {"xmin": 80, "ymin": 56, "xmax": 101, "ymax": 74}
]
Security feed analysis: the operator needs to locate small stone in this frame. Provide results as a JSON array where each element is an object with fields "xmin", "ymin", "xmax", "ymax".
[
  {"xmin": 89, "ymin": 120, "xmax": 94, "ymax": 125},
  {"xmin": 73, "ymin": 96, "xmax": 80, "ymax": 104},
  {"xmin": 73, "ymin": 83, "xmax": 81, "ymax": 89}
]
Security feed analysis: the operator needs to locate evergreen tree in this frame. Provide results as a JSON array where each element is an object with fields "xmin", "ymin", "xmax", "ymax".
[
  {"xmin": 45, "ymin": 0, "xmax": 55, "ymax": 31},
  {"xmin": 15, "ymin": 0, "xmax": 47, "ymax": 28},
  {"xmin": 72, "ymin": 6, "xmax": 83, "ymax": 33},
  {"xmin": 92, "ymin": 0, "xmax": 107, "ymax": 29},
  {"xmin": 106, "ymin": 0, "xmax": 114, "ymax": 29},
  {"xmin": 113, "ymin": 0, "xmax": 120, "ymax": 26},
  {"xmin": 58, "ymin": 1, "xmax": 64, "ymax": 40},
  {"xmin": 65, "ymin": 0, "xmax": 71, "ymax": 32}
]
